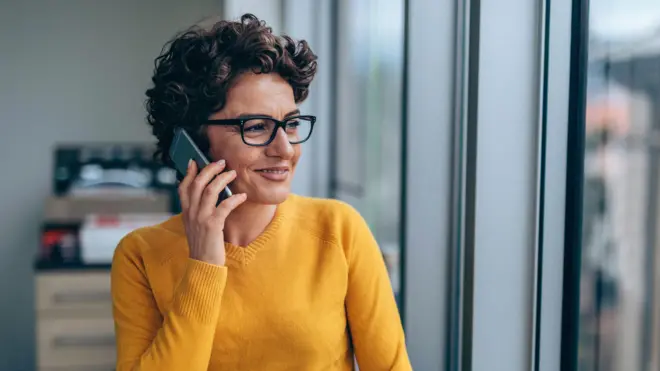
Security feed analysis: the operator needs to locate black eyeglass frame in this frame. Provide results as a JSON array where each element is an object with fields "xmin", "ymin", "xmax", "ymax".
[{"xmin": 205, "ymin": 115, "xmax": 317, "ymax": 147}]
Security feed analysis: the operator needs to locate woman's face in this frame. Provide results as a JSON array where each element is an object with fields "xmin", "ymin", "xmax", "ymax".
[{"xmin": 207, "ymin": 72, "xmax": 301, "ymax": 205}]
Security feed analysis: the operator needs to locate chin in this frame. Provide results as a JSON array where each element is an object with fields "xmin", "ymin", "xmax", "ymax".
[{"xmin": 248, "ymin": 188, "xmax": 291, "ymax": 205}]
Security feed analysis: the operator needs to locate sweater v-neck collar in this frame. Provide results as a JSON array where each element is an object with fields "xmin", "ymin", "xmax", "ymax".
[
  {"xmin": 166, "ymin": 196, "xmax": 293, "ymax": 266},
  {"xmin": 224, "ymin": 199, "xmax": 289, "ymax": 265}
]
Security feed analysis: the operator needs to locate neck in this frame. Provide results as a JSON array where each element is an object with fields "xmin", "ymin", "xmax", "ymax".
[{"xmin": 223, "ymin": 200, "xmax": 278, "ymax": 247}]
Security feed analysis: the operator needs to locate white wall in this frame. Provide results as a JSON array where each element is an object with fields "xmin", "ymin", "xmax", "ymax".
[
  {"xmin": 223, "ymin": 0, "xmax": 282, "ymax": 33},
  {"xmin": 0, "ymin": 1, "xmax": 220, "ymax": 369}
]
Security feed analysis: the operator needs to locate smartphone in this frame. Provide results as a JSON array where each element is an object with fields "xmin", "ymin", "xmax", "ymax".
[{"xmin": 169, "ymin": 128, "xmax": 233, "ymax": 203}]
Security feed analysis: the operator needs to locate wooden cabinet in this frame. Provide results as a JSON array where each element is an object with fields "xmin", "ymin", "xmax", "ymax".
[{"xmin": 35, "ymin": 270, "xmax": 115, "ymax": 370}]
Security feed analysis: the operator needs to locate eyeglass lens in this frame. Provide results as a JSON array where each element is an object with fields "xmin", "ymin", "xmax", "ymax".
[{"xmin": 242, "ymin": 117, "xmax": 313, "ymax": 145}]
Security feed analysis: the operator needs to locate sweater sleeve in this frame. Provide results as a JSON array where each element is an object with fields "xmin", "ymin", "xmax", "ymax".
[
  {"xmin": 343, "ymin": 206, "xmax": 413, "ymax": 371},
  {"xmin": 111, "ymin": 233, "xmax": 226, "ymax": 371}
]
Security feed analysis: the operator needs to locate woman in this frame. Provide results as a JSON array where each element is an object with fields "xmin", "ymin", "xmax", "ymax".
[{"xmin": 111, "ymin": 14, "xmax": 411, "ymax": 370}]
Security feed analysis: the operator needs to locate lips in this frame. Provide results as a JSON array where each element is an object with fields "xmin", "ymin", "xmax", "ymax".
[
  {"xmin": 255, "ymin": 167, "xmax": 289, "ymax": 173},
  {"xmin": 255, "ymin": 166, "xmax": 290, "ymax": 181}
]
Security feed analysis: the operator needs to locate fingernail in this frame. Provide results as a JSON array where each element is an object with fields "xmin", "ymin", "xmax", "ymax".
[
  {"xmin": 217, "ymin": 159, "xmax": 225, "ymax": 165},
  {"xmin": 187, "ymin": 159, "xmax": 193, "ymax": 169}
]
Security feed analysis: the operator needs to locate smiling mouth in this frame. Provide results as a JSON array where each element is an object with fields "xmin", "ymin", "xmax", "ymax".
[
  {"xmin": 254, "ymin": 167, "xmax": 290, "ymax": 182},
  {"xmin": 255, "ymin": 167, "xmax": 289, "ymax": 174}
]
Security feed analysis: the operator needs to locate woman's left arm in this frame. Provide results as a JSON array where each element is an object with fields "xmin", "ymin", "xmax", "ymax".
[{"xmin": 343, "ymin": 206, "xmax": 413, "ymax": 370}]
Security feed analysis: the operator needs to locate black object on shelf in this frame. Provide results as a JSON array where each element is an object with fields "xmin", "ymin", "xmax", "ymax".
[{"xmin": 52, "ymin": 143, "xmax": 178, "ymax": 198}]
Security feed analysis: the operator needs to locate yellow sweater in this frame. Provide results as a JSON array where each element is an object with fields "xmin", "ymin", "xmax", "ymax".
[{"xmin": 111, "ymin": 194, "xmax": 411, "ymax": 370}]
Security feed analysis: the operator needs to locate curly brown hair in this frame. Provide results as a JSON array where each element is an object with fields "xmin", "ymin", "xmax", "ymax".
[{"xmin": 145, "ymin": 13, "xmax": 318, "ymax": 164}]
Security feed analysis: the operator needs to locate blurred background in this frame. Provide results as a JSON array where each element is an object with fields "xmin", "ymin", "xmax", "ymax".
[
  {"xmin": 0, "ymin": 0, "xmax": 659, "ymax": 370},
  {"xmin": 580, "ymin": 0, "xmax": 660, "ymax": 370}
]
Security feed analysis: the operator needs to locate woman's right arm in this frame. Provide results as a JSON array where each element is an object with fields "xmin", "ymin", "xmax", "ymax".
[
  {"xmin": 112, "ymin": 159, "xmax": 246, "ymax": 370},
  {"xmin": 112, "ymin": 239, "xmax": 227, "ymax": 370}
]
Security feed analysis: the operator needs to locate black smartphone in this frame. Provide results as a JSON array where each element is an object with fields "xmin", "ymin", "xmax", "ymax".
[{"xmin": 169, "ymin": 128, "xmax": 233, "ymax": 203}]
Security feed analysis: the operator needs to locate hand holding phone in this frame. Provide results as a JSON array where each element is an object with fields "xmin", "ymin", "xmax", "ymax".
[
  {"xmin": 178, "ymin": 160, "xmax": 246, "ymax": 265},
  {"xmin": 170, "ymin": 128, "xmax": 247, "ymax": 266}
]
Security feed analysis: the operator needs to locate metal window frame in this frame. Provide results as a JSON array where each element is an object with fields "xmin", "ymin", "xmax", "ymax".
[
  {"xmin": 466, "ymin": 0, "xmax": 545, "ymax": 367},
  {"xmin": 559, "ymin": 0, "xmax": 589, "ymax": 370},
  {"xmin": 538, "ymin": 0, "xmax": 575, "ymax": 370},
  {"xmin": 454, "ymin": 0, "xmax": 574, "ymax": 370},
  {"xmin": 276, "ymin": 0, "xmax": 577, "ymax": 369},
  {"xmin": 404, "ymin": 0, "xmax": 459, "ymax": 368}
]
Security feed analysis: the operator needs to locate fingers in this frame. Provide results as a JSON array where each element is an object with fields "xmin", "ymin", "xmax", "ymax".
[
  {"xmin": 214, "ymin": 193, "xmax": 248, "ymax": 221},
  {"xmin": 178, "ymin": 159, "xmax": 197, "ymax": 212},
  {"xmin": 198, "ymin": 169, "xmax": 237, "ymax": 219},
  {"xmin": 188, "ymin": 160, "xmax": 226, "ymax": 219}
]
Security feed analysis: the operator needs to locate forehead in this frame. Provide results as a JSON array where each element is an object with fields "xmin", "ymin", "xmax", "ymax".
[{"xmin": 219, "ymin": 72, "xmax": 296, "ymax": 118}]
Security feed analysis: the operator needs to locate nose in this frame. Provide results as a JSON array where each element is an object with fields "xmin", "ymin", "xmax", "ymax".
[{"xmin": 265, "ymin": 127, "xmax": 295, "ymax": 159}]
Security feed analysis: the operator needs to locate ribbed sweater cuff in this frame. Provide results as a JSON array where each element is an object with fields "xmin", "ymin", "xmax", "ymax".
[{"xmin": 172, "ymin": 259, "xmax": 227, "ymax": 324}]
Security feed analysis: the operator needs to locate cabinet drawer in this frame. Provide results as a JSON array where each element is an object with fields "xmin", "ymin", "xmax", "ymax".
[
  {"xmin": 36, "ymin": 272, "xmax": 111, "ymax": 316},
  {"xmin": 37, "ymin": 317, "xmax": 116, "ymax": 368}
]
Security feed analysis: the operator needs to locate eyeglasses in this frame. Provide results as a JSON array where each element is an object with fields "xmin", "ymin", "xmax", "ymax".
[{"xmin": 206, "ymin": 115, "xmax": 317, "ymax": 146}]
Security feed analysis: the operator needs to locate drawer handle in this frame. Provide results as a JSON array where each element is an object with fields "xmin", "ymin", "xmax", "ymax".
[
  {"xmin": 53, "ymin": 334, "xmax": 116, "ymax": 348},
  {"xmin": 53, "ymin": 291, "xmax": 111, "ymax": 304}
]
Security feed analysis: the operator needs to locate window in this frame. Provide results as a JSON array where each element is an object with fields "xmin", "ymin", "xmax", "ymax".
[
  {"xmin": 332, "ymin": 0, "xmax": 405, "ymax": 300},
  {"xmin": 579, "ymin": 1, "xmax": 660, "ymax": 370}
]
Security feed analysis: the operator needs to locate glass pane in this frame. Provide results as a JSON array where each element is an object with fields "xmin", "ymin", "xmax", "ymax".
[
  {"xmin": 333, "ymin": 0, "xmax": 405, "ymax": 299},
  {"xmin": 581, "ymin": 2, "xmax": 660, "ymax": 370}
]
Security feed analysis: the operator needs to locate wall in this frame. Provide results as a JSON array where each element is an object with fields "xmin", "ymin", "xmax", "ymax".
[
  {"xmin": 223, "ymin": 0, "xmax": 282, "ymax": 33},
  {"xmin": 0, "ymin": 1, "xmax": 220, "ymax": 369}
]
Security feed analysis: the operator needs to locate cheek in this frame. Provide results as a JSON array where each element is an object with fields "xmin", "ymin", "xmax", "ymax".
[
  {"xmin": 231, "ymin": 152, "xmax": 261, "ymax": 173},
  {"xmin": 207, "ymin": 134, "xmax": 259, "ymax": 172},
  {"xmin": 216, "ymin": 146, "xmax": 263, "ymax": 174},
  {"xmin": 292, "ymin": 145, "xmax": 302, "ymax": 167}
]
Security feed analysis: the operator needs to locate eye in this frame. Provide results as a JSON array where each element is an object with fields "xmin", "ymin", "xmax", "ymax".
[
  {"xmin": 243, "ymin": 120, "xmax": 269, "ymax": 132},
  {"xmin": 286, "ymin": 121, "xmax": 300, "ymax": 129}
]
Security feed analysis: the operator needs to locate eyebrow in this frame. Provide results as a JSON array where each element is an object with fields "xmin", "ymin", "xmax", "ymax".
[{"xmin": 236, "ymin": 109, "xmax": 300, "ymax": 119}]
